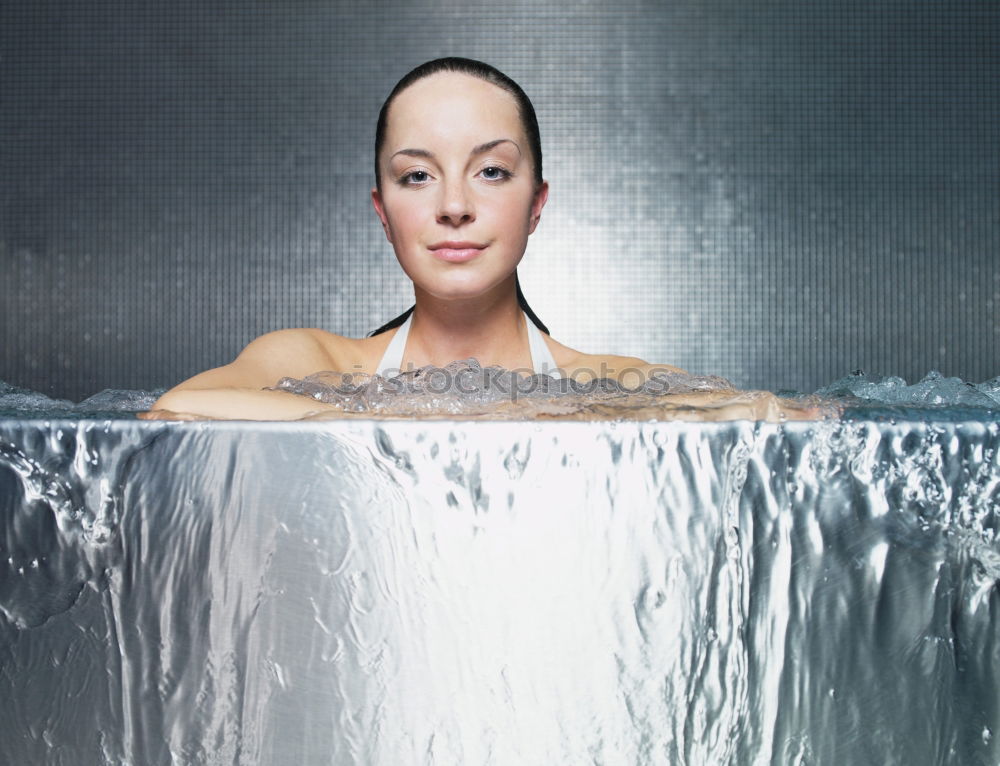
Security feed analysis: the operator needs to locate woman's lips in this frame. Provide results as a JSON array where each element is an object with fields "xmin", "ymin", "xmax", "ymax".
[{"xmin": 429, "ymin": 241, "xmax": 486, "ymax": 263}]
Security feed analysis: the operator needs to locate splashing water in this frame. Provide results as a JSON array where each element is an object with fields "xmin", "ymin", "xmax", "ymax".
[
  {"xmin": 0, "ymin": 381, "xmax": 162, "ymax": 417},
  {"xmin": 817, "ymin": 370, "xmax": 1000, "ymax": 408},
  {"xmin": 0, "ymin": 372, "xmax": 999, "ymax": 763},
  {"xmin": 1, "ymin": 368, "xmax": 998, "ymax": 420},
  {"xmin": 268, "ymin": 359, "xmax": 787, "ymax": 419}
]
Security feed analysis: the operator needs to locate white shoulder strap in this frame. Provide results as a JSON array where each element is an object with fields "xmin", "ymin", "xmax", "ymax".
[
  {"xmin": 375, "ymin": 313, "xmax": 412, "ymax": 378},
  {"xmin": 525, "ymin": 314, "xmax": 563, "ymax": 379},
  {"xmin": 377, "ymin": 311, "xmax": 562, "ymax": 379}
]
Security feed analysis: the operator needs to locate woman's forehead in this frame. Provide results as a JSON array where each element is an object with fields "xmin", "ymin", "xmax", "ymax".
[{"xmin": 384, "ymin": 72, "xmax": 524, "ymax": 151}]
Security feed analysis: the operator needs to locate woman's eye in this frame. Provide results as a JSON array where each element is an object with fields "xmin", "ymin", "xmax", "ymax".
[
  {"xmin": 480, "ymin": 166, "xmax": 510, "ymax": 181},
  {"xmin": 401, "ymin": 170, "xmax": 430, "ymax": 185}
]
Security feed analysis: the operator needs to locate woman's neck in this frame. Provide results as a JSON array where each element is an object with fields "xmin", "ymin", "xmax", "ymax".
[{"xmin": 404, "ymin": 283, "xmax": 531, "ymax": 371}]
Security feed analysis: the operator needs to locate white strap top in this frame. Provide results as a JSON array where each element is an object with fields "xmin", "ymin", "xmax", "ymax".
[{"xmin": 376, "ymin": 311, "xmax": 563, "ymax": 379}]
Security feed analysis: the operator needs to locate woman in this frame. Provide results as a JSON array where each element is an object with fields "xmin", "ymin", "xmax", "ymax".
[{"xmin": 145, "ymin": 58, "xmax": 790, "ymax": 421}]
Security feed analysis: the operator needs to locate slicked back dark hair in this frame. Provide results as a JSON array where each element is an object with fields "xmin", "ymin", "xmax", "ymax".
[
  {"xmin": 374, "ymin": 57, "xmax": 543, "ymax": 192},
  {"xmin": 370, "ymin": 57, "xmax": 549, "ymax": 337}
]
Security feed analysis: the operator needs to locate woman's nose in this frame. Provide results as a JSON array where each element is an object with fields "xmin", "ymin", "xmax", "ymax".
[{"xmin": 436, "ymin": 181, "xmax": 475, "ymax": 226}]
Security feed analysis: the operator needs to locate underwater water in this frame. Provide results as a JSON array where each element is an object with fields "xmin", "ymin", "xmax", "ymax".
[{"xmin": 0, "ymin": 371, "xmax": 998, "ymax": 765}]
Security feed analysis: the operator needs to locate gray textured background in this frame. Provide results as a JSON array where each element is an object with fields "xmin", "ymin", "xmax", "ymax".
[{"xmin": 2, "ymin": 0, "xmax": 998, "ymax": 401}]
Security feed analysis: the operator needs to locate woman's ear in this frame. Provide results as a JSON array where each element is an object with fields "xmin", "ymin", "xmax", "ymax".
[
  {"xmin": 528, "ymin": 181, "xmax": 549, "ymax": 234},
  {"xmin": 371, "ymin": 188, "xmax": 393, "ymax": 243}
]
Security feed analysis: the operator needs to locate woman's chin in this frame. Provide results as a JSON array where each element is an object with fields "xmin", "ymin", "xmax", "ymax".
[{"xmin": 414, "ymin": 274, "xmax": 518, "ymax": 303}]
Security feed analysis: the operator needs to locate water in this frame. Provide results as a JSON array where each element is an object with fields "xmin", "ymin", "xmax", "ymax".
[
  {"xmin": 0, "ymin": 380, "xmax": 162, "ymax": 418},
  {"xmin": 269, "ymin": 359, "xmax": 753, "ymax": 419},
  {"xmin": 0, "ymin": 373, "xmax": 998, "ymax": 764},
  {"xmin": 5, "ymin": 368, "xmax": 998, "ymax": 421},
  {"xmin": 817, "ymin": 370, "xmax": 1000, "ymax": 410}
]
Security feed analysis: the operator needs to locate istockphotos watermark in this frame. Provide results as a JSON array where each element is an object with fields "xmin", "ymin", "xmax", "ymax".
[{"xmin": 320, "ymin": 363, "xmax": 684, "ymax": 400}]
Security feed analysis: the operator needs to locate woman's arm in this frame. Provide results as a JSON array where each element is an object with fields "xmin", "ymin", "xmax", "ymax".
[
  {"xmin": 142, "ymin": 387, "xmax": 339, "ymax": 421},
  {"xmin": 633, "ymin": 366, "xmax": 830, "ymax": 422},
  {"xmin": 141, "ymin": 328, "xmax": 343, "ymax": 420},
  {"xmin": 578, "ymin": 357, "xmax": 828, "ymax": 422},
  {"xmin": 639, "ymin": 389, "xmax": 827, "ymax": 422}
]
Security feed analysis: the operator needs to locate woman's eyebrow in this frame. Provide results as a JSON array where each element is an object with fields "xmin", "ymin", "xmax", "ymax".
[
  {"xmin": 390, "ymin": 138, "xmax": 522, "ymax": 161},
  {"xmin": 391, "ymin": 147, "xmax": 434, "ymax": 160},
  {"xmin": 471, "ymin": 138, "xmax": 522, "ymax": 156}
]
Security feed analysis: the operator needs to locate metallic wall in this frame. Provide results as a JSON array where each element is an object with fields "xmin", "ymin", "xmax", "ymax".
[{"xmin": 2, "ymin": 0, "xmax": 998, "ymax": 401}]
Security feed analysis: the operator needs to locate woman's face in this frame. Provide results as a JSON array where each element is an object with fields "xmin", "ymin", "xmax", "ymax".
[{"xmin": 372, "ymin": 72, "xmax": 548, "ymax": 304}]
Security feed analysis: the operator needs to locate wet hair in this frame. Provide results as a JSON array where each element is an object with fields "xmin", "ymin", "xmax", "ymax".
[{"xmin": 369, "ymin": 57, "xmax": 549, "ymax": 337}]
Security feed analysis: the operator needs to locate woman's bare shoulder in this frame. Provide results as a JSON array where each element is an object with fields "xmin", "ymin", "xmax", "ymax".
[
  {"xmin": 235, "ymin": 328, "xmax": 342, "ymax": 374},
  {"xmin": 548, "ymin": 338, "xmax": 686, "ymax": 384},
  {"xmin": 238, "ymin": 327, "xmax": 396, "ymax": 379},
  {"xmin": 164, "ymin": 327, "xmax": 391, "ymax": 393}
]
